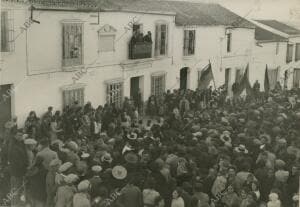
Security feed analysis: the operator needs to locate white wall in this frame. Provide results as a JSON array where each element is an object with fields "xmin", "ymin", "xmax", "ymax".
[
  {"xmin": 1, "ymin": 5, "xmax": 177, "ymax": 126},
  {"xmin": 253, "ymin": 41, "xmax": 287, "ymax": 90},
  {"xmin": 170, "ymin": 25, "xmax": 255, "ymax": 95},
  {"xmin": 2, "ymin": 3, "xmax": 257, "ymax": 126}
]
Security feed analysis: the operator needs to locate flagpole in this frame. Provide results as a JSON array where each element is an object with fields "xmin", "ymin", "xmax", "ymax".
[{"xmin": 209, "ymin": 59, "xmax": 217, "ymax": 90}]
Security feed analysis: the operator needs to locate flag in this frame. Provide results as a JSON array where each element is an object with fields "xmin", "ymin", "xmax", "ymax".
[
  {"xmin": 198, "ymin": 63, "xmax": 214, "ymax": 90},
  {"xmin": 264, "ymin": 65, "xmax": 270, "ymax": 93},
  {"xmin": 234, "ymin": 63, "xmax": 252, "ymax": 96}
]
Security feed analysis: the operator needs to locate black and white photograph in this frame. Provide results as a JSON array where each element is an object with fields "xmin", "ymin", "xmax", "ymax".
[{"xmin": 0, "ymin": 0, "xmax": 300, "ymax": 206}]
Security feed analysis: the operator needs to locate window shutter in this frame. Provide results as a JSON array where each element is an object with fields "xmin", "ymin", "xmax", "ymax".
[
  {"xmin": 183, "ymin": 30, "xmax": 188, "ymax": 56},
  {"xmin": 151, "ymin": 76, "xmax": 155, "ymax": 95},
  {"xmin": 198, "ymin": 71, "xmax": 201, "ymax": 88},
  {"xmin": 162, "ymin": 74, "xmax": 166, "ymax": 94},
  {"xmin": 155, "ymin": 24, "xmax": 160, "ymax": 56},
  {"xmin": 106, "ymin": 84, "xmax": 110, "ymax": 104},
  {"xmin": 165, "ymin": 24, "xmax": 168, "ymax": 55},
  {"xmin": 190, "ymin": 30, "xmax": 195, "ymax": 54},
  {"xmin": 1, "ymin": 11, "xmax": 8, "ymax": 52},
  {"xmin": 295, "ymin": 43, "xmax": 300, "ymax": 61},
  {"xmin": 293, "ymin": 69, "xmax": 300, "ymax": 88}
]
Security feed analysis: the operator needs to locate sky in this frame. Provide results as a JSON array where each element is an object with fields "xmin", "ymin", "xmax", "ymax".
[{"xmin": 171, "ymin": 0, "xmax": 300, "ymax": 22}]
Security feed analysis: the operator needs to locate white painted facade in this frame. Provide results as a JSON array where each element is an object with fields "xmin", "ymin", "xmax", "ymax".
[
  {"xmin": 252, "ymin": 20, "xmax": 300, "ymax": 89},
  {"xmin": 253, "ymin": 41, "xmax": 287, "ymax": 90},
  {"xmin": 1, "ymin": 1, "xmax": 256, "ymax": 126},
  {"xmin": 171, "ymin": 26, "xmax": 255, "ymax": 96}
]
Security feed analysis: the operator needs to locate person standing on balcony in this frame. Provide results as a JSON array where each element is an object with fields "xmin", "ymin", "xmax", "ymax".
[{"xmin": 144, "ymin": 31, "xmax": 152, "ymax": 43}]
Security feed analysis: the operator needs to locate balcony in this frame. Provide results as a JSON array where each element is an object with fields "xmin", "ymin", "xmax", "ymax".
[{"xmin": 129, "ymin": 42, "xmax": 152, "ymax": 60}]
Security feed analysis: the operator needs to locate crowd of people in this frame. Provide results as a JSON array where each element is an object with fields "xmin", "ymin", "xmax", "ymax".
[{"xmin": 0, "ymin": 84, "xmax": 300, "ymax": 207}]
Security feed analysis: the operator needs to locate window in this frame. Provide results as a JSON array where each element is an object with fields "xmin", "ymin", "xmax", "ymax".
[
  {"xmin": 151, "ymin": 74, "xmax": 166, "ymax": 96},
  {"xmin": 183, "ymin": 30, "xmax": 195, "ymax": 56},
  {"xmin": 62, "ymin": 87, "xmax": 84, "ymax": 108},
  {"xmin": 99, "ymin": 35, "xmax": 115, "ymax": 52},
  {"xmin": 155, "ymin": 23, "xmax": 168, "ymax": 56},
  {"xmin": 62, "ymin": 23, "xmax": 83, "ymax": 67},
  {"xmin": 293, "ymin": 68, "xmax": 300, "ymax": 88},
  {"xmin": 286, "ymin": 44, "xmax": 294, "ymax": 63},
  {"xmin": 275, "ymin": 42, "xmax": 279, "ymax": 55},
  {"xmin": 226, "ymin": 33, "xmax": 232, "ymax": 53},
  {"xmin": 1, "ymin": 10, "xmax": 14, "ymax": 52},
  {"xmin": 106, "ymin": 82, "xmax": 123, "ymax": 108},
  {"xmin": 295, "ymin": 43, "xmax": 300, "ymax": 61}
]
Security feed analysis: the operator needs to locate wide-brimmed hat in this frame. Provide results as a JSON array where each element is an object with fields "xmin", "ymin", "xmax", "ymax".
[
  {"xmin": 91, "ymin": 165, "xmax": 102, "ymax": 173},
  {"xmin": 234, "ymin": 144, "xmax": 248, "ymax": 154},
  {"xmin": 192, "ymin": 131, "xmax": 203, "ymax": 138},
  {"xmin": 78, "ymin": 180, "xmax": 90, "ymax": 191},
  {"xmin": 124, "ymin": 152, "xmax": 139, "ymax": 164},
  {"xmin": 221, "ymin": 117, "xmax": 229, "ymax": 125},
  {"xmin": 277, "ymin": 138, "xmax": 287, "ymax": 145},
  {"xmin": 81, "ymin": 153, "xmax": 90, "ymax": 159},
  {"xmin": 191, "ymin": 125, "xmax": 201, "ymax": 133},
  {"xmin": 127, "ymin": 132, "xmax": 137, "ymax": 140},
  {"xmin": 101, "ymin": 153, "xmax": 113, "ymax": 163},
  {"xmin": 220, "ymin": 133, "xmax": 231, "ymax": 143},
  {"xmin": 112, "ymin": 165, "xmax": 127, "ymax": 180},
  {"xmin": 67, "ymin": 141, "xmax": 79, "ymax": 152},
  {"xmin": 275, "ymin": 159, "xmax": 286, "ymax": 168},
  {"xmin": 24, "ymin": 138, "xmax": 37, "ymax": 145},
  {"xmin": 59, "ymin": 162, "xmax": 73, "ymax": 173},
  {"xmin": 64, "ymin": 173, "xmax": 79, "ymax": 184}
]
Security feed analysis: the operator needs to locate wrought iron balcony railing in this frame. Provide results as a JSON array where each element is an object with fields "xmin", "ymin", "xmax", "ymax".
[{"xmin": 129, "ymin": 42, "xmax": 152, "ymax": 60}]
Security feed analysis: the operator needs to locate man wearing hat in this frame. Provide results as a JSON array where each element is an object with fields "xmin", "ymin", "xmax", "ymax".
[
  {"xmin": 36, "ymin": 138, "xmax": 58, "ymax": 171},
  {"xmin": 89, "ymin": 165, "xmax": 104, "ymax": 199},
  {"xmin": 24, "ymin": 138, "xmax": 37, "ymax": 170},
  {"xmin": 116, "ymin": 176, "xmax": 143, "ymax": 207},
  {"xmin": 56, "ymin": 162, "xmax": 74, "ymax": 185},
  {"xmin": 65, "ymin": 141, "xmax": 80, "ymax": 165},
  {"xmin": 46, "ymin": 159, "xmax": 61, "ymax": 207},
  {"xmin": 55, "ymin": 174, "xmax": 78, "ymax": 207},
  {"xmin": 73, "ymin": 180, "xmax": 91, "ymax": 207}
]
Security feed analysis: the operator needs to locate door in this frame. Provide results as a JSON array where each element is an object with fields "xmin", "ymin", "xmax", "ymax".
[
  {"xmin": 293, "ymin": 68, "xmax": 300, "ymax": 88},
  {"xmin": 180, "ymin": 67, "xmax": 188, "ymax": 90},
  {"xmin": 225, "ymin": 68, "xmax": 231, "ymax": 94},
  {"xmin": 0, "ymin": 84, "xmax": 12, "ymax": 134},
  {"xmin": 130, "ymin": 77, "xmax": 140, "ymax": 106}
]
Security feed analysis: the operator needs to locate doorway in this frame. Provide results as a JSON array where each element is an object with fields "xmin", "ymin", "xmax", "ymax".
[
  {"xmin": 180, "ymin": 67, "xmax": 189, "ymax": 90},
  {"xmin": 225, "ymin": 68, "xmax": 231, "ymax": 94},
  {"xmin": 0, "ymin": 84, "xmax": 12, "ymax": 134},
  {"xmin": 130, "ymin": 76, "xmax": 143, "ymax": 108}
]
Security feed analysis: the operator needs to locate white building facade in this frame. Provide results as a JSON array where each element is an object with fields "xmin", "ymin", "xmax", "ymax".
[
  {"xmin": 1, "ymin": 0, "xmax": 256, "ymax": 127},
  {"xmin": 252, "ymin": 20, "xmax": 300, "ymax": 90}
]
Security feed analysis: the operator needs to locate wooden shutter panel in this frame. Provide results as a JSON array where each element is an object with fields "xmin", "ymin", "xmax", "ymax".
[
  {"xmin": 151, "ymin": 76, "xmax": 155, "ymax": 95},
  {"xmin": 1, "ymin": 11, "xmax": 8, "ymax": 52},
  {"xmin": 165, "ymin": 24, "xmax": 168, "ymax": 55},
  {"xmin": 155, "ymin": 24, "xmax": 160, "ymax": 56},
  {"xmin": 183, "ymin": 30, "xmax": 188, "ymax": 56},
  {"xmin": 162, "ymin": 74, "xmax": 166, "ymax": 95}
]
